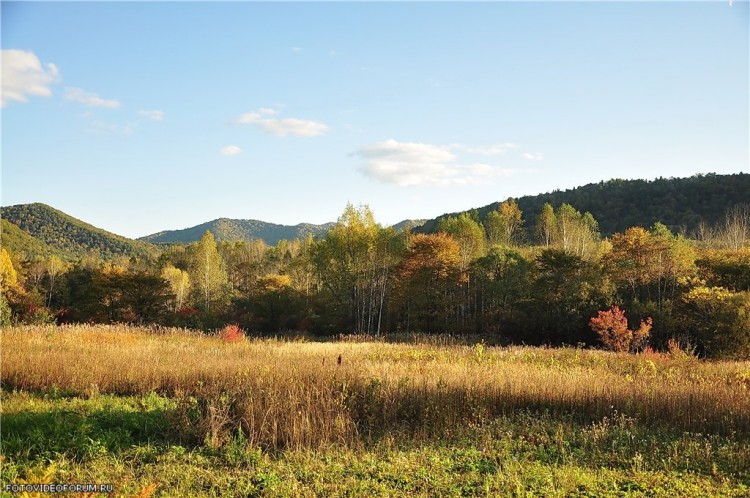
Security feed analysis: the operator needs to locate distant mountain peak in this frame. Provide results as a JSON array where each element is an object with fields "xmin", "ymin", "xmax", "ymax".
[{"xmin": 139, "ymin": 218, "xmax": 335, "ymax": 245}]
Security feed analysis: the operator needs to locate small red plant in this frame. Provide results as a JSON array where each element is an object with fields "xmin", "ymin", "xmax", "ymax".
[
  {"xmin": 219, "ymin": 324, "xmax": 245, "ymax": 343},
  {"xmin": 589, "ymin": 305, "xmax": 652, "ymax": 353}
]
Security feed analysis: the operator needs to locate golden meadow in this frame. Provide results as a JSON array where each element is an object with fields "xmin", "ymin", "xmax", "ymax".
[
  {"xmin": 3, "ymin": 324, "xmax": 749, "ymax": 449},
  {"xmin": 3, "ymin": 324, "xmax": 750, "ymax": 496}
]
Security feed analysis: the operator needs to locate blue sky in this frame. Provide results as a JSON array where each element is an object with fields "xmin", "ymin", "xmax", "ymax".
[{"xmin": 2, "ymin": 1, "xmax": 748, "ymax": 239}]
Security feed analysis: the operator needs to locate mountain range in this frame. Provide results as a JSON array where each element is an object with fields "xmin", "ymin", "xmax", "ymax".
[{"xmin": 2, "ymin": 173, "xmax": 747, "ymax": 261}]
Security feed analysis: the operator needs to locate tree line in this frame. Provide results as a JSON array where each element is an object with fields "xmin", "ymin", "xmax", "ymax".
[{"xmin": 2, "ymin": 201, "xmax": 749, "ymax": 358}]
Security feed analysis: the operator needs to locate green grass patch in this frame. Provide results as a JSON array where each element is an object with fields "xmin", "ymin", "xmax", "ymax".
[{"xmin": 2, "ymin": 392, "xmax": 748, "ymax": 497}]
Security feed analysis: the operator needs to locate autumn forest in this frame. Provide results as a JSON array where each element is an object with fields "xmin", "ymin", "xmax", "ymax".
[{"xmin": 2, "ymin": 174, "xmax": 749, "ymax": 359}]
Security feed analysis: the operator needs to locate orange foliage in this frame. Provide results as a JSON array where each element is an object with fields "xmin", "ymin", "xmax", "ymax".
[
  {"xmin": 399, "ymin": 233, "xmax": 462, "ymax": 282},
  {"xmin": 589, "ymin": 305, "xmax": 652, "ymax": 353},
  {"xmin": 219, "ymin": 323, "xmax": 245, "ymax": 343}
]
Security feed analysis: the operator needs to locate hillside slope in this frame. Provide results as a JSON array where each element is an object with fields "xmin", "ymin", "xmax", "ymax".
[
  {"xmin": 1, "ymin": 203, "xmax": 157, "ymax": 261},
  {"xmin": 418, "ymin": 173, "xmax": 750, "ymax": 237},
  {"xmin": 0, "ymin": 219, "xmax": 69, "ymax": 259}
]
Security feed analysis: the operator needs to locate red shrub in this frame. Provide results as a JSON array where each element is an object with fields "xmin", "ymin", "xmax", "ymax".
[
  {"xmin": 589, "ymin": 305, "xmax": 652, "ymax": 353},
  {"xmin": 220, "ymin": 324, "xmax": 245, "ymax": 343}
]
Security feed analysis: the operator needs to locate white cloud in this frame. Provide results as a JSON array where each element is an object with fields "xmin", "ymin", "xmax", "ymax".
[
  {"xmin": 1, "ymin": 49, "xmax": 60, "ymax": 107},
  {"xmin": 523, "ymin": 152, "xmax": 544, "ymax": 161},
  {"xmin": 291, "ymin": 47, "xmax": 302, "ymax": 52},
  {"xmin": 138, "ymin": 109, "xmax": 164, "ymax": 121},
  {"xmin": 233, "ymin": 108, "xmax": 329, "ymax": 137},
  {"xmin": 219, "ymin": 145, "xmax": 242, "ymax": 156},
  {"xmin": 65, "ymin": 87, "xmax": 120, "ymax": 108},
  {"xmin": 354, "ymin": 139, "xmax": 517, "ymax": 187}
]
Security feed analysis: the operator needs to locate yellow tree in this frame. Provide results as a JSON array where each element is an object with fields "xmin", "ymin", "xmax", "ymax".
[
  {"xmin": 0, "ymin": 248, "xmax": 20, "ymax": 325},
  {"xmin": 437, "ymin": 213, "xmax": 485, "ymax": 329},
  {"xmin": 311, "ymin": 204, "xmax": 397, "ymax": 334},
  {"xmin": 161, "ymin": 265, "xmax": 191, "ymax": 311},
  {"xmin": 437, "ymin": 212, "xmax": 484, "ymax": 273},
  {"xmin": 0, "ymin": 248, "xmax": 19, "ymax": 294},
  {"xmin": 554, "ymin": 204, "xmax": 600, "ymax": 259},
  {"xmin": 485, "ymin": 199, "xmax": 523, "ymax": 246},
  {"xmin": 44, "ymin": 255, "xmax": 66, "ymax": 307},
  {"xmin": 189, "ymin": 231, "xmax": 229, "ymax": 313},
  {"xmin": 606, "ymin": 225, "xmax": 695, "ymax": 312},
  {"xmin": 536, "ymin": 203, "xmax": 556, "ymax": 248},
  {"xmin": 397, "ymin": 233, "xmax": 463, "ymax": 333}
]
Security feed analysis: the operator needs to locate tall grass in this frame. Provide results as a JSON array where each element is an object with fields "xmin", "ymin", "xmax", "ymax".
[{"xmin": 3, "ymin": 324, "xmax": 749, "ymax": 452}]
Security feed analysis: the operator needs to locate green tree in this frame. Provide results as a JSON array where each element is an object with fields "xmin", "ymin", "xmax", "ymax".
[
  {"xmin": 471, "ymin": 247, "xmax": 532, "ymax": 335},
  {"xmin": 246, "ymin": 274, "xmax": 307, "ymax": 332},
  {"xmin": 285, "ymin": 234, "xmax": 319, "ymax": 298},
  {"xmin": 525, "ymin": 249, "xmax": 613, "ymax": 345},
  {"xmin": 119, "ymin": 272, "xmax": 174, "ymax": 325},
  {"xmin": 60, "ymin": 265, "xmax": 172, "ymax": 324},
  {"xmin": 218, "ymin": 239, "xmax": 268, "ymax": 294},
  {"xmin": 696, "ymin": 247, "xmax": 750, "ymax": 292}
]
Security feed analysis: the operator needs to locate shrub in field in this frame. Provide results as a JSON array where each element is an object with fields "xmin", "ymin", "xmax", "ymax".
[
  {"xmin": 589, "ymin": 305, "xmax": 652, "ymax": 352},
  {"xmin": 666, "ymin": 337, "xmax": 698, "ymax": 360},
  {"xmin": 219, "ymin": 324, "xmax": 245, "ymax": 343}
]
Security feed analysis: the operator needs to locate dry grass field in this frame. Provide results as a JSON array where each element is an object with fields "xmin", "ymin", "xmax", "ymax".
[{"xmin": 2, "ymin": 324, "xmax": 749, "ymax": 496}]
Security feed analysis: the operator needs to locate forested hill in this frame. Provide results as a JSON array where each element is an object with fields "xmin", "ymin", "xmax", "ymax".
[
  {"xmin": 1, "ymin": 219, "xmax": 67, "ymax": 259},
  {"xmin": 140, "ymin": 218, "xmax": 335, "ymax": 245},
  {"xmin": 418, "ymin": 173, "xmax": 750, "ymax": 237},
  {"xmin": 1, "ymin": 203, "xmax": 157, "ymax": 261}
]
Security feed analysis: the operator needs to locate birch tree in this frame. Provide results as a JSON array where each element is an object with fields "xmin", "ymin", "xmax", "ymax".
[
  {"xmin": 162, "ymin": 265, "xmax": 191, "ymax": 311},
  {"xmin": 189, "ymin": 231, "xmax": 228, "ymax": 313}
]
